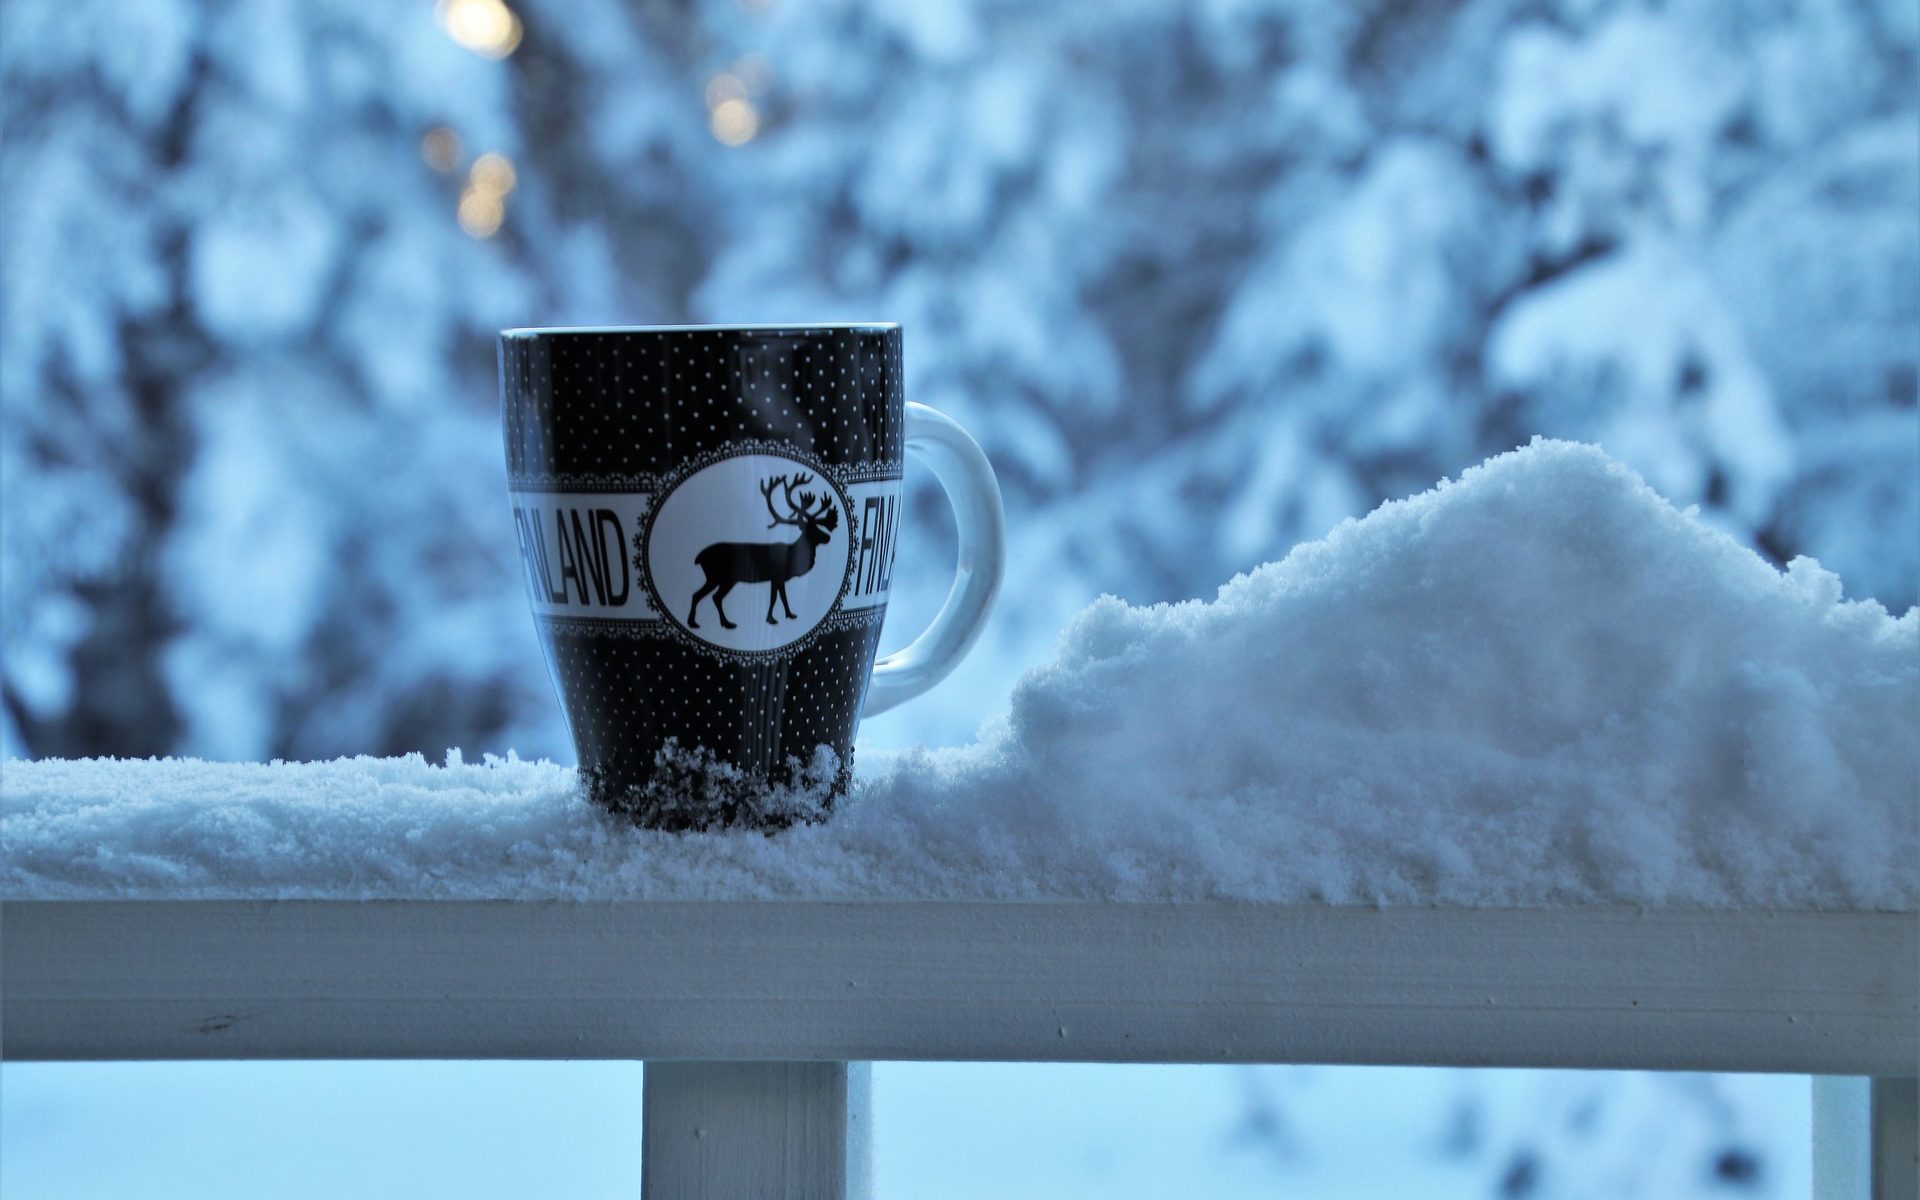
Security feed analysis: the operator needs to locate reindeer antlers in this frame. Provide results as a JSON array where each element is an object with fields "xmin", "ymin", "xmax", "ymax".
[
  {"xmin": 761, "ymin": 473, "xmax": 836, "ymax": 528},
  {"xmin": 759, "ymin": 475, "xmax": 790, "ymax": 527}
]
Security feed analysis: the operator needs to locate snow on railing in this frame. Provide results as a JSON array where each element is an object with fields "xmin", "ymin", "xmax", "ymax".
[{"xmin": 7, "ymin": 443, "xmax": 1916, "ymax": 910}]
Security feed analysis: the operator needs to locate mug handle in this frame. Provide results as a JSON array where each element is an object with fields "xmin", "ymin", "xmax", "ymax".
[{"xmin": 862, "ymin": 401, "xmax": 1006, "ymax": 716}]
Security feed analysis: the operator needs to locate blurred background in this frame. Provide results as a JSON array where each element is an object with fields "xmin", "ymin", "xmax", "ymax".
[{"xmin": 2, "ymin": 0, "xmax": 1914, "ymax": 1195}]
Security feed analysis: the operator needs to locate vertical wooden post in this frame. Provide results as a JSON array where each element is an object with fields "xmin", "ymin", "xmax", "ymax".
[
  {"xmin": 1870, "ymin": 1078, "xmax": 1917, "ymax": 1200},
  {"xmin": 643, "ymin": 1061, "xmax": 871, "ymax": 1200},
  {"xmin": 1816, "ymin": 1076, "xmax": 1871, "ymax": 1200},
  {"xmin": 1815, "ymin": 1076, "xmax": 1919, "ymax": 1200}
]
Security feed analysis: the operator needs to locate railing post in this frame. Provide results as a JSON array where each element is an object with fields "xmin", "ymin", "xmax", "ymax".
[
  {"xmin": 1816, "ymin": 1076, "xmax": 1872, "ymax": 1200},
  {"xmin": 1870, "ymin": 1078, "xmax": 1917, "ymax": 1200},
  {"xmin": 1815, "ymin": 1076, "xmax": 1918, "ymax": 1200},
  {"xmin": 642, "ymin": 1061, "xmax": 871, "ymax": 1199}
]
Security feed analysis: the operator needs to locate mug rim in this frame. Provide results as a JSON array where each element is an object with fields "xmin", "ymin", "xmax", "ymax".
[{"xmin": 502, "ymin": 322, "xmax": 899, "ymax": 338}]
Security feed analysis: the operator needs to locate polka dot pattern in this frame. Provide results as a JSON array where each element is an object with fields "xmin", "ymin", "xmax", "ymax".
[
  {"xmin": 502, "ymin": 326, "xmax": 905, "ymax": 482},
  {"xmin": 500, "ymin": 326, "xmax": 905, "ymax": 823}
]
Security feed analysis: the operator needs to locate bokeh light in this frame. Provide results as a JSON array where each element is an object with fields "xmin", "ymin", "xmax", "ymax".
[
  {"xmin": 704, "ymin": 72, "xmax": 748, "ymax": 110},
  {"xmin": 469, "ymin": 152, "xmax": 517, "ymax": 196},
  {"xmin": 456, "ymin": 187, "xmax": 505, "ymax": 238},
  {"xmin": 434, "ymin": 0, "xmax": 523, "ymax": 59},
  {"xmin": 420, "ymin": 126, "xmax": 462, "ymax": 173},
  {"xmin": 709, "ymin": 97, "xmax": 759, "ymax": 146}
]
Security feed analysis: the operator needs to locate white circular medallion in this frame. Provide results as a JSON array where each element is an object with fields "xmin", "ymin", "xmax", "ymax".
[{"xmin": 644, "ymin": 452, "xmax": 854, "ymax": 656}]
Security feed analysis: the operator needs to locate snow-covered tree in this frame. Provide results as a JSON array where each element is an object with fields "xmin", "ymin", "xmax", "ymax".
[
  {"xmin": 2, "ymin": 0, "xmax": 721, "ymax": 759},
  {"xmin": 691, "ymin": 0, "xmax": 1917, "ymax": 741}
]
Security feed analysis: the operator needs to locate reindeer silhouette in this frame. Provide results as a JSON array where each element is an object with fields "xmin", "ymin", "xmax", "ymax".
[{"xmin": 687, "ymin": 473, "xmax": 841, "ymax": 630}]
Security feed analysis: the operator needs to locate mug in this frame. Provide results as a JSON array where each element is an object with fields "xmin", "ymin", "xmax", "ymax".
[{"xmin": 499, "ymin": 324, "xmax": 1004, "ymax": 828}]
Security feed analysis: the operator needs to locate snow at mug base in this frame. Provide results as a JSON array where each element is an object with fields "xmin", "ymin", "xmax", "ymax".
[{"xmin": 7, "ymin": 441, "xmax": 1914, "ymax": 910}]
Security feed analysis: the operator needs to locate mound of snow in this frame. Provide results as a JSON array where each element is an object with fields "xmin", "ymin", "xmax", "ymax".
[{"xmin": 5, "ymin": 440, "xmax": 1914, "ymax": 907}]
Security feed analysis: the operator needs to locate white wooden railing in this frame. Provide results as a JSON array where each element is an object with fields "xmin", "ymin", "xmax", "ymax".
[{"xmin": 3, "ymin": 899, "xmax": 1913, "ymax": 1197}]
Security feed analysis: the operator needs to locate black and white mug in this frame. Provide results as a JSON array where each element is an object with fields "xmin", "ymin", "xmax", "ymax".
[{"xmin": 500, "ymin": 324, "xmax": 1003, "ymax": 828}]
